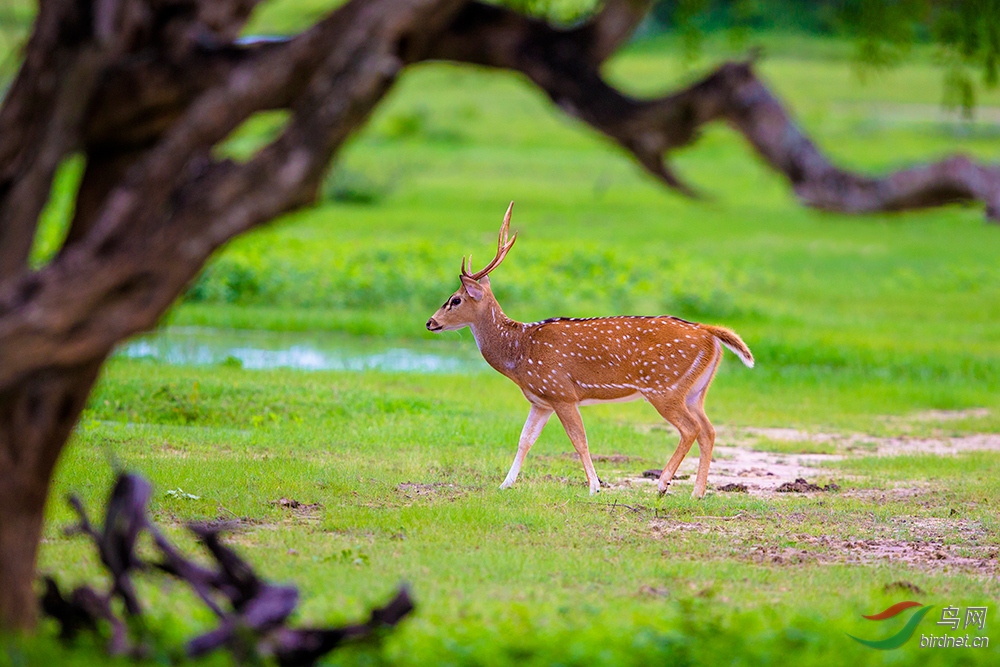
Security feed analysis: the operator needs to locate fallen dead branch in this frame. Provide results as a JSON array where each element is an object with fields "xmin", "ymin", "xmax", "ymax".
[{"xmin": 41, "ymin": 472, "xmax": 413, "ymax": 665}]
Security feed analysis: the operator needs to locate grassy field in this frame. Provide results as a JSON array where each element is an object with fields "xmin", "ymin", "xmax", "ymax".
[
  {"xmin": 20, "ymin": 362, "xmax": 1000, "ymax": 666},
  {"xmin": 5, "ymin": 16, "xmax": 1000, "ymax": 667}
]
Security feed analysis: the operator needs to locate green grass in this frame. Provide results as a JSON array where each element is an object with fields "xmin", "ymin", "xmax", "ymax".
[
  {"xmin": 20, "ymin": 360, "xmax": 999, "ymax": 665},
  {"xmin": 5, "ymin": 13, "xmax": 1000, "ymax": 667}
]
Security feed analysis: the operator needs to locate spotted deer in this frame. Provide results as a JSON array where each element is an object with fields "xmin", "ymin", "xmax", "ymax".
[{"xmin": 426, "ymin": 203, "xmax": 754, "ymax": 497}]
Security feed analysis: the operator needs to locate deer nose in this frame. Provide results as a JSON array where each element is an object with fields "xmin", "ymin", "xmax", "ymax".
[{"xmin": 426, "ymin": 318, "xmax": 436, "ymax": 330}]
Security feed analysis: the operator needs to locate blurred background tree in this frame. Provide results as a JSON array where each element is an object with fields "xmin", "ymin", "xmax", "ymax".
[
  {"xmin": 4, "ymin": 1, "xmax": 1000, "ymax": 114},
  {"xmin": 499, "ymin": 0, "xmax": 1000, "ymax": 117}
]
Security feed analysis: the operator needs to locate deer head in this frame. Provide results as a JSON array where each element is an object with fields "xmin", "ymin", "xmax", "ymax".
[{"xmin": 426, "ymin": 202, "xmax": 517, "ymax": 332}]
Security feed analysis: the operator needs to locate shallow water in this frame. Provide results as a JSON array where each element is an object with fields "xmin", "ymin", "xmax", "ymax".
[{"xmin": 117, "ymin": 327, "xmax": 489, "ymax": 374}]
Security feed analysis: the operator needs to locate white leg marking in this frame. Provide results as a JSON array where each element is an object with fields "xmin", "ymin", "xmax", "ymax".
[{"xmin": 501, "ymin": 404, "xmax": 553, "ymax": 489}]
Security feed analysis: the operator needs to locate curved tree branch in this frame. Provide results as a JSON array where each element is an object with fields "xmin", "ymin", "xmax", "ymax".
[{"xmin": 429, "ymin": 2, "xmax": 1000, "ymax": 220}]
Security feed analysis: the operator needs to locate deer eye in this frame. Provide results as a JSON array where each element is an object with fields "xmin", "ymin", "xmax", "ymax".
[{"xmin": 450, "ymin": 297, "xmax": 461, "ymax": 307}]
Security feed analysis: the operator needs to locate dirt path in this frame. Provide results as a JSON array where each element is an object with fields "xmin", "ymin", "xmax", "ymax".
[
  {"xmin": 614, "ymin": 444, "xmax": 841, "ymax": 494},
  {"xmin": 608, "ymin": 412, "xmax": 1000, "ymax": 574},
  {"xmin": 613, "ymin": 409, "xmax": 999, "ymax": 495},
  {"xmin": 734, "ymin": 424, "xmax": 1000, "ymax": 458}
]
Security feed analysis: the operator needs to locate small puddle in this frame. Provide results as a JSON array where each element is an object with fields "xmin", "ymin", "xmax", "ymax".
[{"xmin": 117, "ymin": 327, "xmax": 489, "ymax": 374}]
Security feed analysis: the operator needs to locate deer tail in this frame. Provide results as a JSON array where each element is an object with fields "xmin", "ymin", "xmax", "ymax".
[{"xmin": 703, "ymin": 325, "xmax": 754, "ymax": 368}]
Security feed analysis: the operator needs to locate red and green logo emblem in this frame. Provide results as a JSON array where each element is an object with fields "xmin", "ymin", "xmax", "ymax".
[{"xmin": 848, "ymin": 601, "xmax": 934, "ymax": 650}]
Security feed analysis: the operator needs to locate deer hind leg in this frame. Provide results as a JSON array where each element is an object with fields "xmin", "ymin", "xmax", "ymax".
[
  {"xmin": 501, "ymin": 404, "xmax": 553, "ymax": 489},
  {"xmin": 687, "ymin": 343, "xmax": 722, "ymax": 499},
  {"xmin": 646, "ymin": 396, "xmax": 701, "ymax": 495},
  {"xmin": 551, "ymin": 402, "xmax": 601, "ymax": 494},
  {"xmin": 687, "ymin": 402, "xmax": 716, "ymax": 499}
]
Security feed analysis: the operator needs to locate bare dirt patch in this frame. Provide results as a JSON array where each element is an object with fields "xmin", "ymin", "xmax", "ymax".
[
  {"xmin": 716, "ymin": 483, "xmax": 748, "ymax": 493},
  {"xmin": 592, "ymin": 453, "xmax": 640, "ymax": 463},
  {"xmin": 271, "ymin": 497, "xmax": 323, "ymax": 515},
  {"xmin": 640, "ymin": 469, "xmax": 689, "ymax": 480},
  {"xmin": 873, "ymin": 433, "xmax": 1000, "ymax": 457},
  {"xmin": 541, "ymin": 474, "xmax": 572, "ymax": 485},
  {"xmin": 840, "ymin": 485, "xmax": 937, "ymax": 504},
  {"xmin": 396, "ymin": 481, "xmax": 465, "ymax": 500},
  {"xmin": 730, "ymin": 422, "xmax": 1000, "ymax": 458},
  {"xmin": 776, "ymin": 478, "xmax": 840, "ymax": 493},
  {"xmin": 159, "ymin": 443, "xmax": 190, "ymax": 458},
  {"xmin": 619, "ymin": 443, "xmax": 843, "ymax": 494},
  {"xmin": 675, "ymin": 421, "xmax": 993, "ymax": 489},
  {"xmin": 750, "ymin": 537, "xmax": 999, "ymax": 574},
  {"xmin": 551, "ymin": 452, "xmax": 639, "ymax": 464},
  {"xmin": 901, "ymin": 408, "xmax": 991, "ymax": 423},
  {"xmin": 884, "ymin": 580, "xmax": 925, "ymax": 596},
  {"xmin": 612, "ymin": 415, "xmax": 998, "ymax": 497},
  {"xmin": 648, "ymin": 515, "xmax": 999, "ymax": 574},
  {"xmin": 197, "ymin": 516, "xmax": 265, "ymax": 531}
]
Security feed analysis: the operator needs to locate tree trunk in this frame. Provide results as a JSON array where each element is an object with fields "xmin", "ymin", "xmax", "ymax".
[
  {"xmin": 0, "ymin": 483, "xmax": 48, "ymax": 631},
  {"xmin": 0, "ymin": 362, "xmax": 102, "ymax": 630}
]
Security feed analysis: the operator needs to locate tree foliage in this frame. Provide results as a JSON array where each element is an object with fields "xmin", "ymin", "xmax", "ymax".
[{"xmin": 656, "ymin": 1, "xmax": 1000, "ymax": 115}]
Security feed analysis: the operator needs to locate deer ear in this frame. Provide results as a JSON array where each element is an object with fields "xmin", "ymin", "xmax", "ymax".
[{"xmin": 460, "ymin": 275, "xmax": 485, "ymax": 301}]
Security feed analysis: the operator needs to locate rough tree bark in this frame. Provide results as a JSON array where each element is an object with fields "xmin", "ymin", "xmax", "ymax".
[{"xmin": 1, "ymin": 0, "xmax": 998, "ymax": 631}]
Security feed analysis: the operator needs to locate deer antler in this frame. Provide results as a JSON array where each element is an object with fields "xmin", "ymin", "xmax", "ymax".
[{"xmin": 461, "ymin": 201, "xmax": 518, "ymax": 280}]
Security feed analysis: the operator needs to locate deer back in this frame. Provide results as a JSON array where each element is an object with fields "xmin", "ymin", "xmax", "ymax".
[{"xmin": 512, "ymin": 316, "xmax": 720, "ymax": 403}]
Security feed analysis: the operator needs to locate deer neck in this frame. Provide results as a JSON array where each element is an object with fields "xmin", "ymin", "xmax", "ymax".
[{"xmin": 469, "ymin": 297, "xmax": 525, "ymax": 376}]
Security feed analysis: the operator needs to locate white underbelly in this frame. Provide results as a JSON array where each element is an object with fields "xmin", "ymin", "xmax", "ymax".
[{"xmin": 578, "ymin": 392, "xmax": 643, "ymax": 406}]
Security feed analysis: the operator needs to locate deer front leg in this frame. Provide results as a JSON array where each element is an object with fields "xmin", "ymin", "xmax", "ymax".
[
  {"xmin": 552, "ymin": 403, "xmax": 601, "ymax": 494},
  {"xmin": 501, "ymin": 404, "xmax": 553, "ymax": 489}
]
